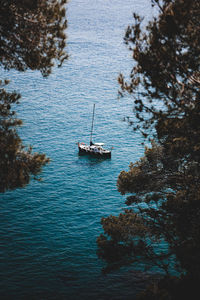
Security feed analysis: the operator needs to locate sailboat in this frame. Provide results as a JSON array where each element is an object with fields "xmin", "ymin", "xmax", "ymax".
[{"xmin": 78, "ymin": 104, "xmax": 112, "ymax": 158}]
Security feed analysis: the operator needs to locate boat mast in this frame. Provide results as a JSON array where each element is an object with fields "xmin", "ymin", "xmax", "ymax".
[{"xmin": 90, "ymin": 104, "xmax": 95, "ymax": 145}]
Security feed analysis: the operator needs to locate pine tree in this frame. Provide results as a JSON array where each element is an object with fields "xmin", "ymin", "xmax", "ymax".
[
  {"xmin": 97, "ymin": 1, "xmax": 200, "ymax": 298},
  {"xmin": 0, "ymin": 0, "xmax": 68, "ymax": 192}
]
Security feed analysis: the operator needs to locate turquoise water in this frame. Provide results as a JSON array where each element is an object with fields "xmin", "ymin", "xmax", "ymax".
[{"xmin": 1, "ymin": 1, "xmax": 154, "ymax": 299}]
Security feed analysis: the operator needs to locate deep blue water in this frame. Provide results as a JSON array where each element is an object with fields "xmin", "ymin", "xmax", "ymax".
[{"xmin": 1, "ymin": 1, "xmax": 155, "ymax": 299}]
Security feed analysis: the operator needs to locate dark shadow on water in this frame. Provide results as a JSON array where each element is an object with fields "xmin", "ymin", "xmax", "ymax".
[
  {"xmin": 76, "ymin": 154, "xmax": 111, "ymax": 166},
  {"xmin": 56, "ymin": 268, "xmax": 160, "ymax": 300}
]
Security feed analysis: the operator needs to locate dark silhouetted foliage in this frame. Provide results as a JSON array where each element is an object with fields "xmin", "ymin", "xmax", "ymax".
[
  {"xmin": 0, "ymin": 0, "xmax": 68, "ymax": 76},
  {"xmin": 0, "ymin": 0, "xmax": 68, "ymax": 192},
  {"xmin": 97, "ymin": 0, "xmax": 200, "ymax": 298}
]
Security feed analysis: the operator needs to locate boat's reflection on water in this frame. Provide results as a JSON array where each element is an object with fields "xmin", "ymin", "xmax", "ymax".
[{"xmin": 76, "ymin": 154, "xmax": 111, "ymax": 166}]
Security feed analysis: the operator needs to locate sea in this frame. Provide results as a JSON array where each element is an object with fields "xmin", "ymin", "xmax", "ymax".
[{"xmin": 1, "ymin": 1, "xmax": 156, "ymax": 299}]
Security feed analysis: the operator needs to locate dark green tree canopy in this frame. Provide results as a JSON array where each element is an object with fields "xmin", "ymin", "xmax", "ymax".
[
  {"xmin": 0, "ymin": 0, "xmax": 68, "ymax": 76},
  {"xmin": 0, "ymin": 0, "xmax": 68, "ymax": 192},
  {"xmin": 98, "ymin": 0, "xmax": 200, "ymax": 298},
  {"xmin": 0, "ymin": 80, "xmax": 50, "ymax": 192},
  {"xmin": 119, "ymin": 0, "xmax": 200, "ymax": 154}
]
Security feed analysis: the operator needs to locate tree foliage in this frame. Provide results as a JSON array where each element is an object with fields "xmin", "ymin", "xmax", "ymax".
[
  {"xmin": 0, "ymin": 80, "xmax": 50, "ymax": 192},
  {"xmin": 0, "ymin": 0, "xmax": 68, "ymax": 192},
  {"xmin": 0, "ymin": 0, "xmax": 68, "ymax": 76},
  {"xmin": 97, "ymin": 0, "xmax": 200, "ymax": 298}
]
